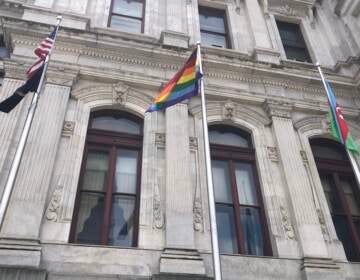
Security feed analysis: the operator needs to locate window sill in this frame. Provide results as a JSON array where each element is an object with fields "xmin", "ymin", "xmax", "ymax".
[
  {"xmin": 91, "ymin": 26, "xmax": 159, "ymax": 46},
  {"xmin": 200, "ymin": 45, "xmax": 252, "ymax": 61},
  {"xmin": 281, "ymin": 59, "xmax": 315, "ymax": 69}
]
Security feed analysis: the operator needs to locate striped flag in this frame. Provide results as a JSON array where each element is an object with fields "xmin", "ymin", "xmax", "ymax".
[
  {"xmin": 325, "ymin": 81, "xmax": 359, "ymax": 154},
  {"xmin": 0, "ymin": 27, "xmax": 57, "ymax": 113},
  {"xmin": 26, "ymin": 28, "xmax": 56, "ymax": 77},
  {"xmin": 146, "ymin": 49, "xmax": 202, "ymax": 112}
]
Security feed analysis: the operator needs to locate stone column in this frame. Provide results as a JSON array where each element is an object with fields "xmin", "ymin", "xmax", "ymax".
[
  {"xmin": 263, "ymin": 99, "xmax": 342, "ymax": 279},
  {"xmin": 161, "ymin": 0, "xmax": 189, "ymax": 48},
  {"xmin": 244, "ymin": 0, "xmax": 280, "ymax": 64},
  {"xmin": 157, "ymin": 103, "xmax": 206, "ymax": 278},
  {"xmin": 0, "ymin": 83, "xmax": 70, "ymax": 268}
]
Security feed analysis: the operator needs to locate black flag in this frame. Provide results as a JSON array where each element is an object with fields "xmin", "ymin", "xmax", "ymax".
[{"xmin": 0, "ymin": 66, "xmax": 44, "ymax": 113}]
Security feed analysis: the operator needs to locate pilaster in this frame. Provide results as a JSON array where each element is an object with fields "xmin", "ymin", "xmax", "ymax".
[
  {"xmin": 159, "ymin": 103, "xmax": 206, "ymax": 277},
  {"xmin": 161, "ymin": 0, "xmax": 189, "ymax": 48},
  {"xmin": 263, "ymin": 99, "xmax": 329, "ymax": 261},
  {"xmin": 244, "ymin": 0, "xmax": 280, "ymax": 64}
]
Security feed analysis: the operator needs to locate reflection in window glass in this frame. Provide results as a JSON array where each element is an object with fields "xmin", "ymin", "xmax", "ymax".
[
  {"xmin": 240, "ymin": 207, "xmax": 264, "ymax": 256},
  {"xmin": 109, "ymin": 0, "xmax": 144, "ymax": 33},
  {"xmin": 108, "ymin": 196, "xmax": 135, "ymax": 246},
  {"xmin": 91, "ymin": 115, "xmax": 141, "ymax": 135},
  {"xmin": 82, "ymin": 152, "xmax": 109, "ymax": 192},
  {"xmin": 212, "ymin": 160, "xmax": 233, "ymax": 204},
  {"xmin": 115, "ymin": 149, "xmax": 138, "ymax": 194},
  {"xmin": 333, "ymin": 215, "xmax": 358, "ymax": 261},
  {"xmin": 235, "ymin": 162, "xmax": 258, "ymax": 206},
  {"xmin": 112, "ymin": 0, "xmax": 143, "ymax": 17},
  {"xmin": 216, "ymin": 205, "xmax": 238, "ymax": 254},
  {"xmin": 110, "ymin": 16, "xmax": 142, "ymax": 33},
  {"xmin": 319, "ymin": 174, "xmax": 342, "ymax": 213},
  {"xmin": 76, "ymin": 193, "xmax": 105, "ymax": 244},
  {"xmin": 341, "ymin": 176, "xmax": 360, "ymax": 216},
  {"xmin": 209, "ymin": 129, "xmax": 250, "ymax": 148}
]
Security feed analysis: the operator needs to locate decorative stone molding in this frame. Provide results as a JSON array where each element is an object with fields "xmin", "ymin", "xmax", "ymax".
[
  {"xmin": 269, "ymin": 4, "xmax": 304, "ymax": 17},
  {"xmin": 222, "ymin": 100, "xmax": 236, "ymax": 120},
  {"xmin": 161, "ymin": 30, "xmax": 189, "ymax": 49},
  {"xmin": 189, "ymin": 137, "xmax": 198, "ymax": 150},
  {"xmin": 280, "ymin": 206, "xmax": 296, "ymax": 240},
  {"xmin": 300, "ymin": 150, "xmax": 308, "ymax": 163},
  {"xmin": 193, "ymin": 197, "xmax": 203, "ymax": 231},
  {"xmin": 267, "ymin": 146, "xmax": 279, "ymax": 162},
  {"xmin": 112, "ymin": 82, "xmax": 130, "ymax": 106},
  {"xmin": 153, "ymin": 184, "xmax": 164, "ymax": 229},
  {"xmin": 316, "ymin": 208, "xmax": 329, "ymax": 240},
  {"xmin": 155, "ymin": 133, "xmax": 166, "ymax": 147},
  {"xmin": 61, "ymin": 121, "xmax": 75, "ymax": 137},
  {"xmin": 262, "ymin": 99, "xmax": 293, "ymax": 119},
  {"xmin": 45, "ymin": 185, "xmax": 63, "ymax": 222}
]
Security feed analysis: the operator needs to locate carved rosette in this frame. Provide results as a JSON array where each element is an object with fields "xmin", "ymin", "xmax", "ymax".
[
  {"xmin": 153, "ymin": 184, "xmax": 164, "ymax": 229},
  {"xmin": 193, "ymin": 197, "xmax": 203, "ymax": 231},
  {"xmin": 45, "ymin": 185, "xmax": 63, "ymax": 222},
  {"xmin": 222, "ymin": 101, "xmax": 236, "ymax": 120},
  {"xmin": 62, "ymin": 121, "xmax": 75, "ymax": 137},
  {"xmin": 112, "ymin": 82, "xmax": 130, "ymax": 106},
  {"xmin": 280, "ymin": 206, "xmax": 295, "ymax": 240}
]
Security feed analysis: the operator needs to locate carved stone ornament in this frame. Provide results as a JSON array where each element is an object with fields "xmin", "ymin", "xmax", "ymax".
[
  {"xmin": 262, "ymin": 99, "xmax": 292, "ymax": 119},
  {"xmin": 267, "ymin": 146, "xmax": 278, "ymax": 162},
  {"xmin": 189, "ymin": 137, "xmax": 198, "ymax": 149},
  {"xmin": 45, "ymin": 185, "xmax": 63, "ymax": 222},
  {"xmin": 222, "ymin": 101, "xmax": 236, "ymax": 120},
  {"xmin": 155, "ymin": 133, "xmax": 166, "ymax": 146},
  {"xmin": 153, "ymin": 185, "xmax": 164, "ymax": 229},
  {"xmin": 321, "ymin": 117, "xmax": 331, "ymax": 134},
  {"xmin": 280, "ymin": 206, "xmax": 295, "ymax": 240},
  {"xmin": 316, "ymin": 208, "xmax": 329, "ymax": 240},
  {"xmin": 193, "ymin": 197, "xmax": 203, "ymax": 231},
  {"xmin": 300, "ymin": 150, "xmax": 308, "ymax": 162},
  {"xmin": 62, "ymin": 121, "xmax": 75, "ymax": 137},
  {"xmin": 270, "ymin": 4, "xmax": 302, "ymax": 17},
  {"xmin": 112, "ymin": 82, "xmax": 130, "ymax": 105}
]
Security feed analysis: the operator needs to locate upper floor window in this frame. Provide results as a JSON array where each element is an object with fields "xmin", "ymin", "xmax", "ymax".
[
  {"xmin": 210, "ymin": 125, "xmax": 272, "ymax": 256},
  {"xmin": 108, "ymin": 0, "xmax": 145, "ymax": 33},
  {"xmin": 199, "ymin": 6, "xmax": 230, "ymax": 48},
  {"xmin": 310, "ymin": 138, "xmax": 360, "ymax": 261},
  {"xmin": 0, "ymin": 35, "xmax": 9, "ymax": 59},
  {"xmin": 70, "ymin": 110, "xmax": 143, "ymax": 247},
  {"xmin": 276, "ymin": 20, "xmax": 311, "ymax": 63}
]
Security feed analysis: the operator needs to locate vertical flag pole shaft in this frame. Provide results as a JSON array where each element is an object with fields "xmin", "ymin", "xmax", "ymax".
[
  {"xmin": 0, "ymin": 16, "xmax": 62, "ymax": 229},
  {"xmin": 197, "ymin": 43, "xmax": 222, "ymax": 280},
  {"xmin": 316, "ymin": 63, "xmax": 360, "ymax": 187}
]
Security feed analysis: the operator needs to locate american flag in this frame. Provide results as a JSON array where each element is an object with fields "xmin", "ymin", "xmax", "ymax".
[{"xmin": 26, "ymin": 28, "xmax": 57, "ymax": 78}]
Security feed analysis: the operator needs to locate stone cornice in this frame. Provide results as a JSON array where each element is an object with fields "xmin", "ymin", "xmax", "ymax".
[{"xmin": 262, "ymin": 99, "xmax": 293, "ymax": 119}]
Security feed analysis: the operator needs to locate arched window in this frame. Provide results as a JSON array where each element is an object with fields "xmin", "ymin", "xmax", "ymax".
[
  {"xmin": 310, "ymin": 138, "xmax": 360, "ymax": 261},
  {"xmin": 209, "ymin": 125, "xmax": 272, "ymax": 256},
  {"xmin": 70, "ymin": 110, "xmax": 143, "ymax": 247}
]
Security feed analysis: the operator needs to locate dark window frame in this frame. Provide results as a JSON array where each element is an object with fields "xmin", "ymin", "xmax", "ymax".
[
  {"xmin": 70, "ymin": 110, "xmax": 143, "ymax": 247},
  {"xmin": 198, "ymin": 6, "xmax": 231, "ymax": 49},
  {"xmin": 276, "ymin": 20, "xmax": 312, "ymax": 63},
  {"xmin": 108, "ymin": 0, "xmax": 146, "ymax": 33},
  {"xmin": 210, "ymin": 126, "xmax": 272, "ymax": 256},
  {"xmin": 311, "ymin": 138, "xmax": 360, "ymax": 261}
]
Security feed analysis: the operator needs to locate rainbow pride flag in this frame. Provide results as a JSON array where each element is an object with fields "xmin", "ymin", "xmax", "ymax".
[{"xmin": 146, "ymin": 49, "xmax": 202, "ymax": 112}]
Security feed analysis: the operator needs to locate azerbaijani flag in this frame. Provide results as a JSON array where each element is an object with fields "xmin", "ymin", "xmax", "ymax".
[
  {"xmin": 146, "ymin": 49, "xmax": 202, "ymax": 112},
  {"xmin": 325, "ymin": 81, "xmax": 359, "ymax": 154}
]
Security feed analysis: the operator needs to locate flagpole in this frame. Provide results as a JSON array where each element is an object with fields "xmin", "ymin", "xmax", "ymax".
[
  {"xmin": 197, "ymin": 42, "xmax": 222, "ymax": 280},
  {"xmin": 316, "ymin": 62, "xmax": 360, "ymax": 187},
  {"xmin": 0, "ymin": 16, "xmax": 62, "ymax": 229}
]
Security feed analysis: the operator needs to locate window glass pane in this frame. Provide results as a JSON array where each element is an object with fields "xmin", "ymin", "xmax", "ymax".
[
  {"xmin": 212, "ymin": 160, "xmax": 233, "ymax": 204},
  {"xmin": 209, "ymin": 129, "xmax": 250, "ymax": 147},
  {"xmin": 310, "ymin": 142, "xmax": 347, "ymax": 160},
  {"xmin": 82, "ymin": 152, "xmax": 109, "ymax": 191},
  {"xmin": 75, "ymin": 193, "xmax": 105, "ymax": 244},
  {"xmin": 277, "ymin": 21, "xmax": 305, "ymax": 47},
  {"xmin": 283, "ymin": 46, "xmax": 311, "ymax": 63},
  {"xmin": 199, "ymin": 9, "xmax": 225, "ymax": 34},
  {"xmin": 340, "ymin": 176, "xmax": 360, "ymax": 216},
  {"xmin": 353, "ymin": 218, "xmax": 360, "ymax": 241},
  {"xmin": 235, "ymin": 162, "xmax": 258, "ymax": 206},
  {"xmin": 110, "ymin": 15, "xmax": 142, "ymax": 33},
  {"xmin": 91, "ymin": 115, "xmax": 141, "ymax": 135},
  {"xmin": 320, "ymin": 174, "xmax": 342, "ymax": 213},
  {"xmin": 333, "ymin": 215, "xmax": 358, "ymax": 261},
  {"xmin": 240, "ymin": 207, "xmax": 264, "ymax": 256},
  {"xmin": 108, "ymin": 195, "xmax": 135, "ymax": 246},
  {"xmin": 112, "ymin": 0, "xmax": 143, "ymax": 18},
  {"xmin": 201, "ymin": 32, "xmax": 227, "ymax": 48},
  {"xmin": 216, "ymin": 204, "xmax": 238, "ymax": 254},
  {"xmin": 114, "ymin": 149, "xmax": 138, "ymax": 194}
]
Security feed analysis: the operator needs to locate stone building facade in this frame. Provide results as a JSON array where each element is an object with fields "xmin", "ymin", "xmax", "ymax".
[{"xmin": 0, "ymin": 0, "xmax": 359, "ymax": 279}]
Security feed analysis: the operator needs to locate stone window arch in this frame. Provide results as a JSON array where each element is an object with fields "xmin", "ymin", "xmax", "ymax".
[{"xmin": 69, "ymin": 109, "xmax": 143, "ymax": 247}]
